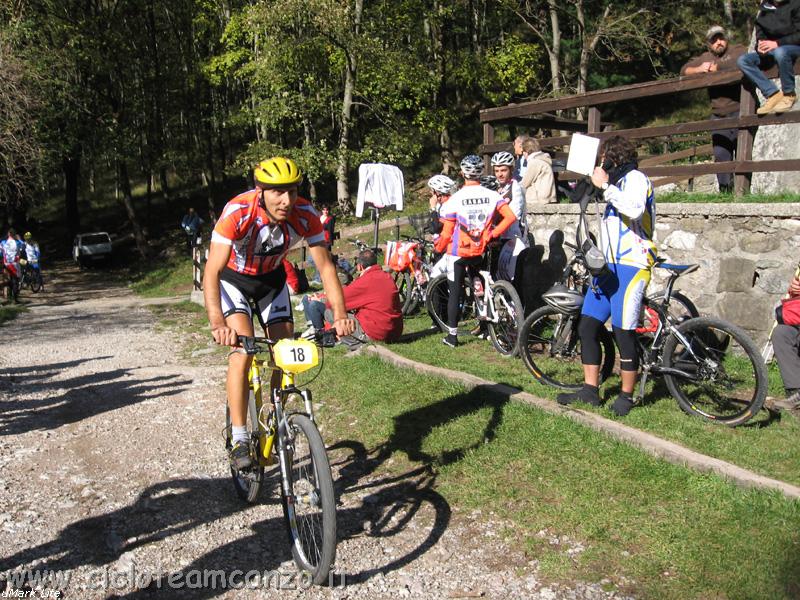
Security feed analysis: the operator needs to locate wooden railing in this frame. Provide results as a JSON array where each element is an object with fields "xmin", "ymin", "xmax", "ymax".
[{"xmin": 480, "ymin": 63, "xmax": 800, "ymax": 194}]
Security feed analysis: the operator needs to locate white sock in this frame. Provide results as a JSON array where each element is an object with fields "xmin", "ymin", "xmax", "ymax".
[
  {"xmin": 232, "ymin": 425, "xmax": 249, "ymax": 444},
  {"xmin": 448, "ymin": 327, "xmax": 458, "ymax": 336}
]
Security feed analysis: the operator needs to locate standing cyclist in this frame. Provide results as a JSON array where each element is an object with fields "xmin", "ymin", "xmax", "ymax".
[
  {"xmin": 556, "ymin": 136, "xmax": 656, "ymax": 417},
  {"xmin": 204, "ymin": 157, "xmax": 354, "ymax": 469},
  {"xmin": 434, "ymin": 155, "xmax": 517, "ymax": 348}
]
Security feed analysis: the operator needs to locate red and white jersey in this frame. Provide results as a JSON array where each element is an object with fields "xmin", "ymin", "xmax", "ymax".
[
  {"xmin": 212, "ymin": 190, "xmax": 325, "ymax": 276},
  {"xmin": 440, "ymin": 185, "xmax": 508, "ymax": 257}
]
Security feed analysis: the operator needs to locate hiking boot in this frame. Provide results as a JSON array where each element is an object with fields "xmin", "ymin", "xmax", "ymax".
[
  {"xmin": 757, "ymin": 91, "xmax": 784, "ymax": 115},
  {"xmin": 442, "ymin": 334, "xmax": 459, "ymax": 348},
  {"xmin": 774, "ymin": 93, "xmax": 797, "ymax": 114},
  {"xmin": 556, "ymin": 385, "xmax": 601, "ymax": 407},
  {"xmin": 229, "ymin": 440, "xmax": 253, "ymax": 470},
  {"xmin": 610, "ymin": 393, "xmax": 635, "ymax": 417}
]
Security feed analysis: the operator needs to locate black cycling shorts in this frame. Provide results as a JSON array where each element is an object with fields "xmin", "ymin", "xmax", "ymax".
[{"xmin": 219, "ymin": 266, "xmax": 292, "ymax": 328}]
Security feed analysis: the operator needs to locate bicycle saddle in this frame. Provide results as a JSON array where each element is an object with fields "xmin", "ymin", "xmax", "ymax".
[{"xmin": 653, "ymin": 258, "xmax": 699, "ymax": 277}]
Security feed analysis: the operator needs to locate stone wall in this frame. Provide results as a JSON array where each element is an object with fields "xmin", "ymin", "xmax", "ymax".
[{"xmin": 527, "ymin": 203, "xmax": 800, "ymax": 346}]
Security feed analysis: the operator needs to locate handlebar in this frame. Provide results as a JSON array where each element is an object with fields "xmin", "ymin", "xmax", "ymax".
[{"xmin": 236, "ymin": 333, "xmax": 326, "ymax": 355}]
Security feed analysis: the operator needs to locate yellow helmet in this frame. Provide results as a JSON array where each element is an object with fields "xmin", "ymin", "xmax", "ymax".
[
  {"xmin": 23, "ymin": 232, "xmax": 32, "ymax": 240},
  {"xmin": 253, "ymin": 157, "xmax": 302, "ymax": 188}
]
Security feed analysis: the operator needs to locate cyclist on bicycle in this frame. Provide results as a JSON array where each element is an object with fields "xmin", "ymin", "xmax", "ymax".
[
  {"xmin": 434, "ymin": 155, "xmax": 517, "ymax": 348},
  {"xmin": 204, "ymin": 157, "xmax": 354, "ymax": 469},
  {"xmin": 23, "ymin": 232, "xmax": 41, "ymax": 273},
  {"xmin": 2, "ymin": 229, "xmax": 21, "ymax": 299},
  {"xmin": 556, "ymin": 136, "xmax": 656, "ymax": 417}
]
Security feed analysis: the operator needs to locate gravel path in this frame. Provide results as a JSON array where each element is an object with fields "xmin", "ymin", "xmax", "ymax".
[{"xmin": 0, "ymin": 265, "xmax": 631, "ymax": 599}]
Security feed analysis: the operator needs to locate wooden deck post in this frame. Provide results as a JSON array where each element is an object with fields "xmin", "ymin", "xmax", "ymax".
[
  {"xmin": 483, "ymin": 123, "xmax": 495, "ymax": 170},
  {"xmin": 587, "ymin": 107, "xmax": 602, "ymax": 134},
  {"xmin": 734, "ymin": 85, "xmax": 757, "ymax": 196}
]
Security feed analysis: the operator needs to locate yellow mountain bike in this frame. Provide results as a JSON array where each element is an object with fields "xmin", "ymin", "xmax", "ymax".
[{"xmin": 224, "ymin": 334, "xmax": 336, "ymax": 585}]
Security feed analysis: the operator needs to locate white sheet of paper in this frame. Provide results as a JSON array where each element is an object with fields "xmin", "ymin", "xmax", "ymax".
[{"xmin": 566, "ymin": 133, "xmax": 601, "ymax": 176}]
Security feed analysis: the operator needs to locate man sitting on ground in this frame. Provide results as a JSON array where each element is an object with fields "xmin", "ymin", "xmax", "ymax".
[
  {"xmin": 771, "ymin": 273, "xmax": 800, "ymax": 415},
  {"xmin": 302, "ymin": 248, "xmax": 403, "ymax": 347},
  {"xmin": 737, "ymin": 0, "xmax": 800, "ymax": 115}
]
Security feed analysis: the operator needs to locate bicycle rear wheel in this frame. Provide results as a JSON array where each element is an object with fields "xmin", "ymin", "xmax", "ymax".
[
  {"xmin": 225, "ymin": 392, "xmax": 264, "ymax": 503},
  {"xmin": 487, "ymin": 280, "xmax": 523, "ymax": 356},
  {"xmin": 425, "ymin": 274, "xmax": 475, "ymax": 334},
  {"xmin": 648, "ymin": 290, "xmax": 698, "ymax": 325},
  {"xmin": 662, "ymin": 316, "xmax": 767, "ymax": 426},
  {"xmin": 281, "ymin": 413, "xmax": 336, "ymax": 585},
  {"xmin": 518, "ymin": 306, "xmax": 615, "ymax": 390}
]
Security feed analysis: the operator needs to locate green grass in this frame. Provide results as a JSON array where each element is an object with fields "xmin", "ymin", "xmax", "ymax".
[
  {"xmin": 308, "ymin": 351, "xmax": 800, "ymax": 600},
  {"xmin": 386, "ymin": 313, "xmax": 800, "ymax": 487},
  {"xmin": 0, "ymin": 303, "xmax": 27, "ymax": 325},
  {"xmin": 658, "ymin": 191, "xmax": 800, "ymax": 203},
  {"xmin": 152, "ymin": 301, "xmax": 800, "ymax": 598},
  {"xmin": 129, "ymin": 255, "xmax": 194, "ymax": 297}
]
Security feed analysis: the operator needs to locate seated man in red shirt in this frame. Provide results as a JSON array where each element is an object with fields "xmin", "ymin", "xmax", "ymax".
[{"xmin": 301, "ymin": 248, "xmax": 403, "ymax": 346}]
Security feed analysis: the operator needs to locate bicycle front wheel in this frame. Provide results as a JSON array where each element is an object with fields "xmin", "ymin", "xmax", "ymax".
[
  {"xmin": 518, "ymin": 306, "xmax": 616, "ymax": 390},
  {"xmin": 281, "ymin": 413, "xmax": 336, "ymax": 585},
  {"xmin": 392, "ymin": 270, "xmax": 413, "ymax": 314},
  {"xmin": 662, "ymin": 316, "xmax": 767, "ymax": 426},
  {"xmin": 487, "ymin": 280, "xmax": 523, "ymax": 356},
  {"xmin": 30, "ymin": 271, "xmax": 43, "ymax": 293}
]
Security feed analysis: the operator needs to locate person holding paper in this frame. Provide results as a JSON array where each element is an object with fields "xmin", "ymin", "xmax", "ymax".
[
  {"xmin": 519, "ymin": 137, "xmax": 556, "ymax": 207},
  {"xmin": 556, "ymin": 136, "xmax": 657, "ymax": 417}
]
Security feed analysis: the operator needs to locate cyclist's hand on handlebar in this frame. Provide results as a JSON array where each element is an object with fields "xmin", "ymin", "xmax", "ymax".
[
  {"xmin": 333, "ymin": 317, "xmax": 355, "ymax": 337},
  {"xmin": 211, "ymin": 324, "xmax": 239, "ymax": 346}
]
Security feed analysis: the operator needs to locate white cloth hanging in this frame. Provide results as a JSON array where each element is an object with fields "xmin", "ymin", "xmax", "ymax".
[{"xmin": 356, "ymin": 163, "xmax": 404, "ymax": 217}]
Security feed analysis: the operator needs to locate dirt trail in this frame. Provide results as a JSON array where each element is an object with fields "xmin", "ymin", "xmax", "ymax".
[{"xmin": 0, "ymin": 265, "xmax": 629, "ymax": 599}]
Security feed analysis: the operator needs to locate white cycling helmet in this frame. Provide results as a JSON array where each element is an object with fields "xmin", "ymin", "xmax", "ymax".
[
  {"xmin": 542, "ymin": 284, "xmax": 584, "ymax": 315},
  {"xmin": 491, "ymin": 151, "xmax": 515, "ymax": 167},
  {"xmin": 460, "ymin": 155, "xmax": 484, "ymax": 180},
  {"xmin": 427, "ymin": 174, "xmax": 455, "ymax": 195}
]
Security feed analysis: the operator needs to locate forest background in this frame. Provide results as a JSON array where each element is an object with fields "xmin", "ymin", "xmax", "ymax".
[{"xmin": 0, "ymin": 0, "xmax": 759, "ymax": 255}]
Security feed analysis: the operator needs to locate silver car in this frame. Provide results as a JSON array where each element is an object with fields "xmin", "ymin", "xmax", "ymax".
[{"xmin": 73, "ymin": 232, "xmax": 113, "ymax": 267}]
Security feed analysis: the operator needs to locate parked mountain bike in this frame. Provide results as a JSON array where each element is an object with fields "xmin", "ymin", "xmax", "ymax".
[
  {"xmin": 426, "ymin": 245, "xmax": 523, "ymax": 356},
  {"xmin": 19, "ymin": 259, "xmax": 43, "ymax": 293},
  {"xmin": 519, "ymin": 254, "xmax": 767, "ymax": 426},
  {"xmin": 224, "ymin": 334, "xmax": 336, "ymax": 584},
  {"xmin": 386, "ymin": 235, "xmax": 437, "ymax": 315}
]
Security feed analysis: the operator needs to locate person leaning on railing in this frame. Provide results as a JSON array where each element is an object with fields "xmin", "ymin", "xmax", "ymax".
[
  {"xmin": 681, "ymin": 26, "xmax": 746, "ymax": 193},
  {"xmin": 737, "ymin": 0, "xmax": 800, "ymax": 116}
]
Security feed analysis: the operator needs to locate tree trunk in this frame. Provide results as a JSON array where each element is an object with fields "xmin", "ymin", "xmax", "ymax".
[
  {"xmin": 158, "ymin": 167, "xmax": 170, "ymax": 201},
  {"xmin": 302, "ymin": 117, "xmax": 318, "ymax": 202},
  {"xmin": 117, "ymin": 160, "xmax": 149, "ymax": 258},
  {"xmin": 335, "ymin": 0, "xmax": 363, "ymax": 215},
  {"xmin": 440, "ymin": 127, "xmax": 455, "ymax": 175},
  {"xmin": 63, "ymin": 150, "xmax": 81, "ymax": 237},
  {"xmin": 548, "ymin": 0, "xmax": 561, "ymax": 96},
  {"xmin": 723, "ymin": 0, "xmax": 734, "ymax": 27}
]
